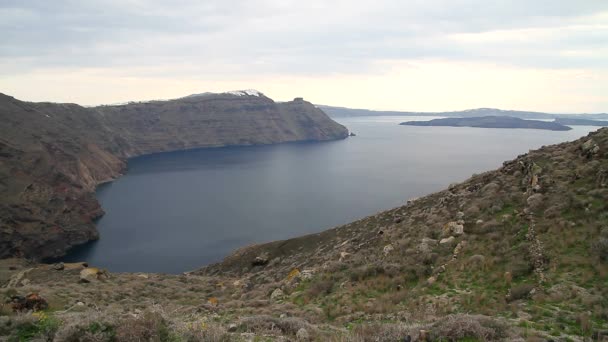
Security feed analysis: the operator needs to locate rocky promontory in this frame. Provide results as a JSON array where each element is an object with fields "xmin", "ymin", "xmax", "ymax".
[
  {"xmin": 0, "ymin": 91, "xmax": 348, "ymax": 259},
  {"xmin": 400, "ymin": 116, "xmax": 572, "ymax": 131}
]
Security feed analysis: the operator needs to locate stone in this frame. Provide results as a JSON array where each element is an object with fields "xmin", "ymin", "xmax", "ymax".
[
  {"xmin": 228, "ymin": 323, "xmax": 238, "ymax": 332},
  {"xmin": 581, "ymin": 139, "xmax": 600, "ymax": 157},
  {"xmin": 426, "ymin": 276, "xmax": 437, "ymax": 285},
  {"xmin": 300, "ymin": 269, "xmax": 315, "ymax": 280},
  {"xmin": 456, "ymin": 211, "xmax": 465, "ymax": 219},
  {"xmin": 20, "ymin": 278, "xmax": 30, "ymax": 286},
  {"xmin": 439, "ymin": 236, "xmax": 455, "ymax": 245},
  {"xmin": 475, "ymin": 219, "xmax": 484, "ymax": 225},
  {"xmin": 445, "ymin": 221, "xmax": 465, "ymax": 236},
  {"xmin": 252, "ymin": 253, "xmax": 270, "ymax": 266},
  {"xmin": 270, "ymin": 288, "xmax": 284, "ymax": 301},
  {"xmin": 52, "ymin": 262, "xmax": 64, "ymax": 271},
  {"xmin": 296, "ymin": 328, "xmax": 310, "ymax": 341},
  {"xmin": 383, "ymin": 244, "xmax": 394, "ymax": 256},
  {"xmin": 79, "ymin": 267, "xmax": 108, "ymax": 283},
  {"xmin": 339, "ymin": 251, "xmax": 350, "ymax": 261}
]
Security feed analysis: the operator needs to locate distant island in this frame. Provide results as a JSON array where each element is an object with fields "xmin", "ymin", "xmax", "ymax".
[
  {"xmin": 400, "ymin": 116, "xmax": 572, "ymax": 131},
  {"xmin": 319, "ymin": 104, "xmax": 608, "ymax": 120},
  {"xmin": 554, "ymin": 118, "xmax": 608, "ymax": 126}
]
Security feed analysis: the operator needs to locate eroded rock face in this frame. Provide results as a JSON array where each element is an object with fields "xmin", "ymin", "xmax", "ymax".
[{"xmin": 0, "ymin": 92, "xmax": 348, "ymax": 259}]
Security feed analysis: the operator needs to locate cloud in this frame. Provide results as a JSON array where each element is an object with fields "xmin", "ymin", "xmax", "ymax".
[{"xmin": 0, "ymin": 0, "xmax": 607, "ymax": 111}]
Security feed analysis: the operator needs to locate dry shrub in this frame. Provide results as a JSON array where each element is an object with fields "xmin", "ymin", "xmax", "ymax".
[
  {"xmin": 173, "ymin": 321, "xmax": 230, "ymax": 342},
  {"xmin": 593, "ymin": 227, "xmax": 608, "ymax": 262},
  {"xmin": 54, "ymin": 310, "xmax": 117, "ymax": 342},
  {"xmin": 347, "ymin": 323, "xmax": 414, "ymax": 342},
  {"xmin": 507, "ymin": 284, "xmax": 535, "ymax": 302},
  {"xmin": 115, "ymin": 311, "xmax": 169, "ymax": 342},
  {"xmin": 429, "ymin": 314, "xmax": 509, "ymax": 341},
  {"xmin": 306, "ymin": 279, "xmax": 335, "ymax": 298},
  {"xmin": 237, "ymin": 315, "xmax": 314, "ymax": 337}
]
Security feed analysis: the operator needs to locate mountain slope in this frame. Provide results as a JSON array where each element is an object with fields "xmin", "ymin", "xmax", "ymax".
[{"xmin": 0, "ymin": 92, "xmax": 348, "ymax": 259}]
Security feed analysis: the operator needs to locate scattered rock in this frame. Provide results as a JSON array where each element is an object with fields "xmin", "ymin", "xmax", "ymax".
[
  {"xmin": 475, "ymin": 219, "xmax": 484, "ymax": 225},
  {"xmin": 296, "ymin": 328, "xmax": 310, "ymax": 341},
  {"xmin": 52, "ymin": 262, "xmax": 64, "ymax": 271},
  {"xmin": 383, "ymin": 244, "xmax": 394, "ymax": 256},
  {"xmin": 228, "ymin": 323, "xmax": 238, "ymax": 332},
  {"xmin": 439, "ymin": 236, "xmax": 455, "ymax": 245},
  {"xmin": 456, "ymin": 211, "xmax": 465, "ymax": 219},
  {"xmin": 270, "ymin": 288, "xmax": 284, "ymax": 301},
  {"xmin": 20, "ymin": 278, "xmax": 30, "ymax": 286},
  {"xmin": 426, "ymin": 276, "xmax": 437, "ymax": 285}
]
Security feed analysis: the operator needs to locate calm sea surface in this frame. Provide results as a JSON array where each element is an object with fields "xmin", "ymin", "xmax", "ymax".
[{"xmin": 62, "ymin": 116, "xmax": 598, "ymax": 273}]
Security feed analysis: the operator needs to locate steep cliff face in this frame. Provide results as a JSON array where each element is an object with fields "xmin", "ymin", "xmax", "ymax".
[{"xmin": 0, "ymin": 92, "xmax": 348, "ymax": 259}]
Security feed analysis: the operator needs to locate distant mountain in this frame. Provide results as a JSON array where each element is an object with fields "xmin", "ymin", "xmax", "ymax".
[
  {"xmin": 555, "ymin": 118, "xmax": 608, "ymax": 127},
  {"xmin": 318, "ymin": 104, "xmax": 608, "ymax": 120},
  {"xmin": 0, "ymin": 91, "xmax": 348, "ymax": 259},
  {"xmin": 400, "ymin": 116, "xmax": 572, "ymax": 131}
]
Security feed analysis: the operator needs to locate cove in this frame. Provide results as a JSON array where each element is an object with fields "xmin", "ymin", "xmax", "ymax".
[{"xmin": 61, "ymin": 116, "xmax": 598, "ymax": 273}]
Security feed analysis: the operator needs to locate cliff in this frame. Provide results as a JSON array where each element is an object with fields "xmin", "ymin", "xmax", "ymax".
[{"xmin": 0, "ymin": 91, "xmax": 348, "ymax": 259}]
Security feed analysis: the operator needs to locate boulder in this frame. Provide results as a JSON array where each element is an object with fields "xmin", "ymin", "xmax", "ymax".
[
  {"xmin": 79, "ymin": 267, "xmax": 108, "ymax": 283},
  {"xmin": 439, "ymin": 236, "xmax": 455, "ymax": 245},
  {"xmin": 581, "ymin": 139, "xmax": 600, "ymax": 157},
  {"xmin": 252, "ymin": 253, "xmax": 270, "ymax": 266},
  {"xmin": 52, "ymin": 262, "xmax": 64, "ymax": 271},
  {"xmin": 270, "ymin": 288, "xmax": 284, "ymax": 301}
]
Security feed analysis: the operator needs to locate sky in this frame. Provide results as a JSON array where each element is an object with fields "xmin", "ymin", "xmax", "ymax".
[{"xmin": 1, "ymin": 0, "xmax": 607, "ymax": 113}]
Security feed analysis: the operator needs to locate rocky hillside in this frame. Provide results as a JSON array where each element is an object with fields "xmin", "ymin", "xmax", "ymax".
[
  {"xmin": 0, "ymin": 128, "xmax": 605, "ymax": 341},
  {"xmin": 0, "ymin": 92, "xmax": 348, "ymax": 260}
]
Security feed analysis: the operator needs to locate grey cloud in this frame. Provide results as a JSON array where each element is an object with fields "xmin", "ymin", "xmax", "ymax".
[{"xmin": 1, "ymin": 0, "xmax": 607, "ymax": 77}]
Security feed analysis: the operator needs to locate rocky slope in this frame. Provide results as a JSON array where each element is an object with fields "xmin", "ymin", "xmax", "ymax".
[
  {"xmin": 400, "ymin": 116, "xmax": 572, "ymax": 131},
  {"xmin": 0, "ymin": 92, "xmax": 348, "ymax": 260},
  {"xmin": 1, "ymin": 128, "xmax": 606, "ymax": 341}
]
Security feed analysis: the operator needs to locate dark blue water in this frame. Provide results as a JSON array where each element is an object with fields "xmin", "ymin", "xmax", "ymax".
[{"xmin": 62, "ymin": 116, "xmax": 598, "ymax": 273}]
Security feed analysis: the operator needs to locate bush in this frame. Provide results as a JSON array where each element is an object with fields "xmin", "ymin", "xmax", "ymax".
[
  {"xmin": 593, "ymin": 227, "xmax": 608, "ymax": 262},
  {"xmin": 6, "ymin": 312, "xmax": 59, "ymax": 341},
  {"xmin": 507, "ymin": 284, "xmax": 535, "ymax": 302},
  {"xmin": 114, "ymin": 311, "xmax": 173, "ymax": 342},
  {"xmin": 429, "ymin": 314, "xmax": 509, "ymax": 341}
]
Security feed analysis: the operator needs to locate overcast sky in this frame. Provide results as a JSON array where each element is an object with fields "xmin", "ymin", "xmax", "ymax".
[{"xmin": 1, "ymin": 0, "xmax": 607, "ymax": 112}]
